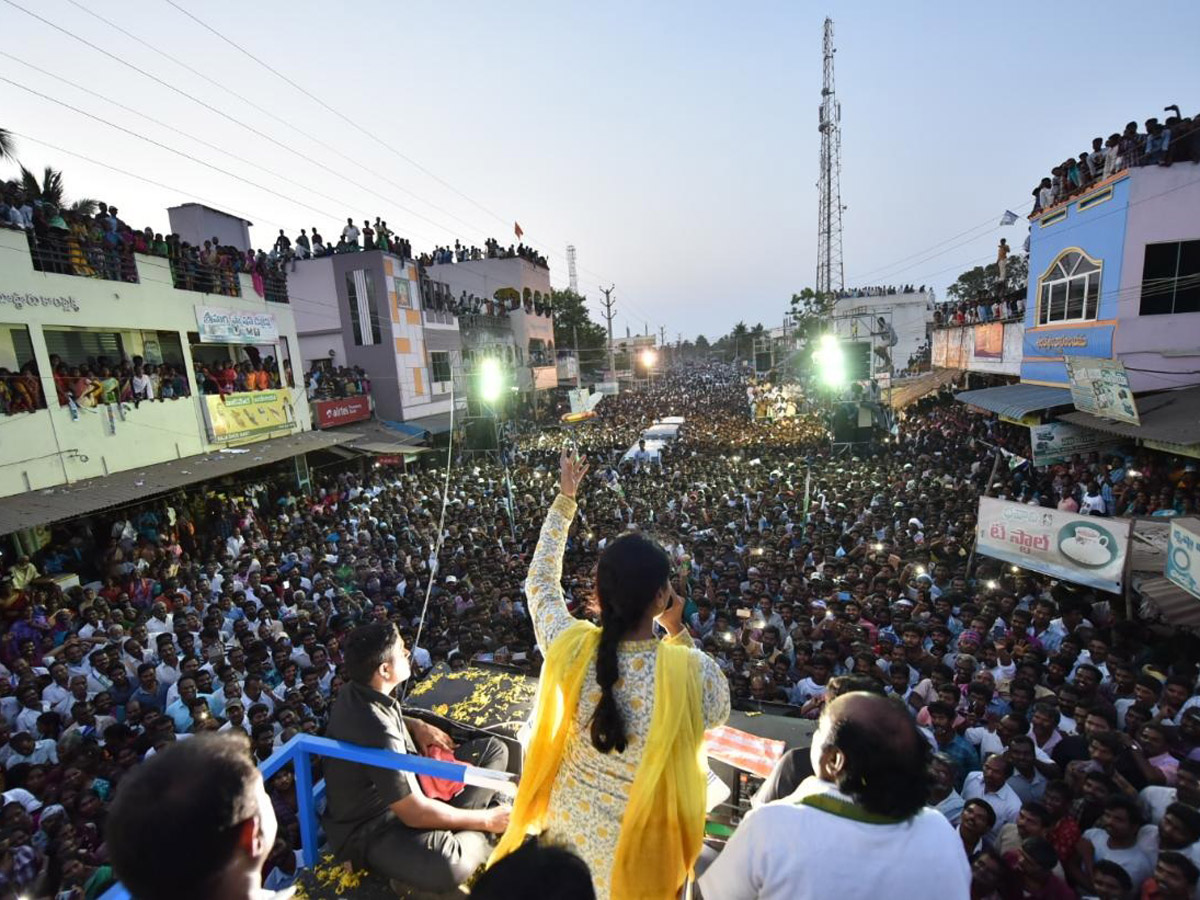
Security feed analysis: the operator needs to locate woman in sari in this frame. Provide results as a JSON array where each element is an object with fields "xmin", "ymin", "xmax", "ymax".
[
  {"xmin": 97, "ymin": 367, "xmax": 120, "ymax": 406},
  {"xmin": 490, "ymin": 450, "xmax": 729, "ymax": 899},
  {"xmin": 72, "ymin": 367, "xmax": 102, "ymax": 408},
  {"xmin": 66, "ymin": 216, "xmax": 96, "ymax": 277}
]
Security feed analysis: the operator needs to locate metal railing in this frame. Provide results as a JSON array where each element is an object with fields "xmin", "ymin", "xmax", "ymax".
[
  {"xmin": 21, "ymin": 230, "xmax": 140, "ymax": 284},
  {"xmin": 169, "ymin": 259, "xmax": 242, "ymax": 298},
  {"xmin": 98, "ymin": 731, "xmax": 517, "ymax": 900}
]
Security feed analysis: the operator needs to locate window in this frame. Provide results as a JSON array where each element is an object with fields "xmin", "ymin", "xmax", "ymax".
[
  {"xmin": 429, "ymin": 351, "xmax": 452, "ymax": 384},
  {"xmin": 1036, "ymin": 250, "xmax": 1101, "ymax": 325},
  {"xmin": 346, "ymin": 269, "xmax": 382, "ymax": 346},
  {"xmin": 43, "ymin": 328, "xmax": 126, "ymax": 368},
  {"xmin": 1140, "ymin": 240, "xmax": 1200, "ymax": 316}
]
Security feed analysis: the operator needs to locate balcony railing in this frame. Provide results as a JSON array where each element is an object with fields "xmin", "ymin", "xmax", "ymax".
[
  {"xmin": 169, "ymin": 258, "xmax": 242, "ymax": 297},
  {"xmin": 99, "ymin": 731, "xmax": 517, "ymax": 900},
  {"xmin": 19, "ymin": 227, "xmax": 140, "ymax": 284},
  {"xmin": 932, "ymin": 311, "xmax": 1025, "ymax": 329}
]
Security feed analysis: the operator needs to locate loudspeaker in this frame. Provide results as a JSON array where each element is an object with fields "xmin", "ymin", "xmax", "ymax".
[
  {"xmin": 832, "ymin": 404, "xmax": 857, "ymax": 444},
  {"xmin": 463, "ymin": 418, "xmax": 498, "ymax": 451},
  {"xmin": 846, "ymin": 342, "xmax": 871, "ymax": 381},
  {"xmin": 755, "ymin": 351, "xmax": 772, "ymax": 373}
]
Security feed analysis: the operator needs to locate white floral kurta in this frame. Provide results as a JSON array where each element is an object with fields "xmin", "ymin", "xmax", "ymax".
[{"xmin": 526, "ymin": 494, "xmax": 730, "ymax": 899}]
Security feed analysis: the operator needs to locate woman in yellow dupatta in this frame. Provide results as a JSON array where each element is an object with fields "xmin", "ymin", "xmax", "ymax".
[{"xmin": 490, "ymin": 450, "xmax": 730, "ymax": 899}]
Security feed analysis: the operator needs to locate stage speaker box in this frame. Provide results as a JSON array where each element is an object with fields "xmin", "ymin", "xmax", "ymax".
[
  {"xmin": 832, "ymin": 403, "xmax": 858, "ymax": 444},
  {"xmin": 755, "ymin": 351, "xmax": 772, "ymax": 373},
  {"xmin": 463, "ymin": 417, "xmax": 498, "ymax": 451}
]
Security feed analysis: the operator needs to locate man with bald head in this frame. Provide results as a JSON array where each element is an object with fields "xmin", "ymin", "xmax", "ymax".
[{"xmin": 698, "ymin": 692, "xmax": 971, "ymax": 899}]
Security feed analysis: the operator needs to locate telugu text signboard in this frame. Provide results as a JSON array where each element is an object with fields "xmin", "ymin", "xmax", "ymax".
[
  {"xmin": 1167, "ymin": 518, "xmax": 1200, "ymax": 601},
  {"xmin": 203, "ymin": 391, "xmax": 293, "ymax": 444},
  {"xmin": 1064, "ymin": 356, "xmax": 1140, "ymax": 426},
  {"xmin": 196, "ymin": 306, "xmax": 280, "ymax": 345},
  {"xmin": 976, "ymin": 497, "xmax": 1130, "ymax": 593},
  {"xmin": 1028, "ymin": 421, "xmax": 1118, "ymax": 467}
]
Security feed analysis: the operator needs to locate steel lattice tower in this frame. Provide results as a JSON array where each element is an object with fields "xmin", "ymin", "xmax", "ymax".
[
  {"xmin": 566, "ymin": 244, "xmax": 579, "ymax": 294},
  {"xmin": 816, "ymin": 17, "xmax": 845, "ymax": 298}
]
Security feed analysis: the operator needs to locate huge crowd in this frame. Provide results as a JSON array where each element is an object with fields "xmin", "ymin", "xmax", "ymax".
[
  {"xmin": 1032, "ymin": 105, "xmax": 1200, "ymax": 215},
  {"xmin": 2, "ymin": 362, "xmax": 1200, "ymax": 896}
]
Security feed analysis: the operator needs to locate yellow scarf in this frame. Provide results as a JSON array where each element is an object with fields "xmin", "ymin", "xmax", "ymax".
[{"xmin": 489, "ymin": 621, "xmax": 706, "ymax": 898}]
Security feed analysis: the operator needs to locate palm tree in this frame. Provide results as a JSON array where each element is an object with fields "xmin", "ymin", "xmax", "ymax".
[
  {"xmin": 17, "ymin": 164, "xmax": 97, "ymax": 215},
  {"xmin": 0, "ymin": 127, "xmax": 14, "ymax": 162},
  {"xmin": 730, "ymin": 321, "xmax": 749, "ymax": 361}
]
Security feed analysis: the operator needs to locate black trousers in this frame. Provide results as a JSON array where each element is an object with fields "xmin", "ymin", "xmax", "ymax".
[{"xmin": 362, "ymin": 736, "xmax": 509, "ymax": 893}]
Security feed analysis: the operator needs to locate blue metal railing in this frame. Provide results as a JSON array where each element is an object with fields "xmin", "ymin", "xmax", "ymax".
[{"xmin": 100, "ymin": 732, "xmax": 517, "ymax": 900}]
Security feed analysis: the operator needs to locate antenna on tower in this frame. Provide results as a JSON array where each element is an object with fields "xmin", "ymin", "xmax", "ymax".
[
  {"xmin": 816, "ymin": 16, "xmax": 845, "ymax": 300},
  {"xmin": 566, "ymin": 244, "xmax": 579, "ymax": 294}
]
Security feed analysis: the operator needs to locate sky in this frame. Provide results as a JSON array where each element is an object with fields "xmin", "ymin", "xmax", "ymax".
[{"xmin": 3, "ymin": 0, "xmax": 1199, "ymax": 342}]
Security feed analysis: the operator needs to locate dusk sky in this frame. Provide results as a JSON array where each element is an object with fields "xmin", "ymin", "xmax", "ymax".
[{"xmin": 3, "ymin": 0, "xmax": 1199, "ymax": 342}]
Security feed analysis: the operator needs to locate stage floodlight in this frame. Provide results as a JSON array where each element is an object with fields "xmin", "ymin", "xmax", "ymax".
[
  {"xmin": 640, "ymin": 348, "xmax": 658, "ymax": 369},
  {"xmin": 814, "ymin": 333, "xmax": 845, "ymax": 387},
  {"xmin": 479, "ymin": 357, "xmax": 504, "ymax": 403}
]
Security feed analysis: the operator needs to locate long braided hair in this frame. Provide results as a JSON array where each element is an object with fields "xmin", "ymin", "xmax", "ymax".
[{"xmin": 589, "ymin": 532, "xmax": 670, "ymax": 753}]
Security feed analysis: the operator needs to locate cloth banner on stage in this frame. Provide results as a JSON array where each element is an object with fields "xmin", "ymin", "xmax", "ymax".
[
  {"xmin": 975, "ymin": 496, "xmax": 1130, "ymax": 593},
  {"xmin": 704, "ymin": 725, "xmax": 785, "ymax": 778}
]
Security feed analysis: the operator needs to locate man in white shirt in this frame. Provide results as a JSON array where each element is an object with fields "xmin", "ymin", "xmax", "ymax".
[
  {"xmin": 698, "ymin": 692, "xmax": 970, "ymax": 900},
  {"xmin": 963, "ymin": 753, "xmax": 1023, "ymax": 839}
]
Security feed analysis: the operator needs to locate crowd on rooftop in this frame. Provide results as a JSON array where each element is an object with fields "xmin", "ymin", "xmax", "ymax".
[
  {"xmin": 0, "ymin": 182, "xmax": 290, "ymax": 303},
  {"xmin": 3, "ymin": 362, "xmax": 1200, "ymax": 895},
  {"xmin": 832, "ymin": 284, "xmax": 927, "ymax": 299},
  {"xmin": 935, "ymin": 295, "xmax": 1027, "ymax": 328},
  {"xmin": 1032, "ymin": 105, "xmax": 1200, "ymax": 215},
  {"xmin": 419, "ymin": 238, "xmax": 549, "ymax": 269}
]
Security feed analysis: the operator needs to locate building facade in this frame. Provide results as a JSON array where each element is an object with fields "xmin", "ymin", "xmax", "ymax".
[
  {"xmin": 0, "ymin": 227, "xmax": 312, "ymax": 500},
  {"xmin": 289, "ymin": 249, "xmax": 464, "ymax": 428},
  {"xmin": 426, "ymin": 257, "xmax": 557, "ymax": 394}
]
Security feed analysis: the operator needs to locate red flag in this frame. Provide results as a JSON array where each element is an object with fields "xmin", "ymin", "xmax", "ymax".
[{"xmin": 514, "ymin": 221, "xmax": 524, "ymax": 239}]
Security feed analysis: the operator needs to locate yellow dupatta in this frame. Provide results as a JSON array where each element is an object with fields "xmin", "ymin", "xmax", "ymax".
[{"xmin": 489, "ymin": 620, "xmax": 707, "ymax": 898}]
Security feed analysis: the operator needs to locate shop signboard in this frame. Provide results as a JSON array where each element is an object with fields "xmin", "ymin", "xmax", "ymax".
[
  {"xmin": 1064, "ymin": 356, "xmax": 1140, "ymax": 426},
  {"xmin": 1166, "ymin": 518, "xmax": 1200, "ymax": 600},
  {"xmin": 976, "ymin": 497, "xmax": 1130, "ymax": 593},
  {"xmin": 196, "ymin": 306, "xmax": 279, "ymax": 344},
  {"xmin": 1028, "ymin": 421, "xmax": 1117, "ymax": 466},
  {"xmin": 203, "ymin": 391, "xmax": 293, "ymax": 444},
  {"xmin": 313, "ymin": 397, "xmax": 371, "ymax": 429}
]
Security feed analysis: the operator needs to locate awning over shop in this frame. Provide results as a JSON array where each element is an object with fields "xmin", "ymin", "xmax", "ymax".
[
  {"xmin": 889, "ymin": 369, "xmax": 961, "ymax": 409},
  {"xmin": 342, "ymin": 422, "xmax": 429, "ymax": 456},
  {"xmin": 1137, "ymin": 576, "xmax": 1200, "ymax": 628},
  {"xmin": 955, "ymin": 383, "xmax": 1073, "ymax": 419},
  {"xmin": 1057, "ymin": 385, "xmax": 1200, "ymax": 446},
  {"xmin": 404, "ymin": 411, "xmax": 456, "ymax": 435},
  {"xmin": 381, "ymin": 419, "xmax": 427, "ymax": 438},
  {"xmin": 0, "ymin": 430, "xmax": 357, "ymax": 535}
]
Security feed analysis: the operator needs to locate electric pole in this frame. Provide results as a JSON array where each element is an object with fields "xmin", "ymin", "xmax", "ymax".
[
  {"xmin": 599, "ymin": 284, "xmax": 616, "ymax": 378},
  {"xmin": 572, "ymin": 324, "xmax": 582, "ymax": 388},
  {"xmin": 659, "ymin": 325, "xmax": 667, "ymax": 367}
]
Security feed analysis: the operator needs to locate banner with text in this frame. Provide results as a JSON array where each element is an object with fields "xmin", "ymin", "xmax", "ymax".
[
  {"xmin": 313, "ymin": 397, "xmax": 371, "ymax": 429},
  {"xmin": 1167, "ymin": 518, "xmax": 1200, "ymax": 600},
  {"xmin": 203, "ymin": 391, "xmax": 293, "ymax": 444},
  {"xmin": 1029, "ymin": 421, "xmax": 1119, "ymax": 466},
  {"xmin": 1064, "ymin": 356, "xmax": 1141, "ymax": 425},
  {"xmin": 976, "ymin": 497, "xmax": 1130, "ymax": 593},
  {"xmin": 196, "ymin": 307, "xmax": 280, "ymax": 345}
]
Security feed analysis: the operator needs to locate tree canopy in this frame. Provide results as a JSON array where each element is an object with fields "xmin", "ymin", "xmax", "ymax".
[{"xmin": 551, "ymin": 289, "xmax": 608, "ymax": 373}]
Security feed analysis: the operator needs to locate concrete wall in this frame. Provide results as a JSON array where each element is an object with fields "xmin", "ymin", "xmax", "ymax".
[
  {"xmin": 931, "ymin": 321, "xmax": 1023, "ymax": 376},
  {"xmin": 0, "ymin": 229, "xmax": 310, "ymax": 498},
  {"xmin": 167, "ymin": 204, "xmax": 253, "ymax": 253},
  {"xmin": 290, "ymin": 255, "xmax": 345, "ymax": 369},
  {"xmin": 1115, "ymin": 165, "xmax": 1200, "ymax": 392}
]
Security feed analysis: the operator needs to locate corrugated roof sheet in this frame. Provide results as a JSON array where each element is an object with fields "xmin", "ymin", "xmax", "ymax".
[
  {"xmin": 0, "ymin": 430, "xmax": 356, "ymax": 536},
  {"xmin": 1137, "ymin": 576, "xmax": 1200, "ymax": 627},
  {"xmin": 1057, "ymin": 385, "xmax": 1200, "ymax": 446},
  {"xmin": 889, "ymin": 369, "xmax": 961, "ymax": 409},
  {"xmin": 955, "ymin": 383, "xmax": 1073, "ymax": 418}
]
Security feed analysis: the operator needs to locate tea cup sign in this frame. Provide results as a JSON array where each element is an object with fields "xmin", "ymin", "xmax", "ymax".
[{"xmin": 1057, "ymin": 522, "xmax": 1118, "ymax": 568}]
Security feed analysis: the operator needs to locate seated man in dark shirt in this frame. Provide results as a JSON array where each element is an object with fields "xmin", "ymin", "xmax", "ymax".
[{"xmin": 323, "ymin": 622, "xmax": 510, "ymax": 897}]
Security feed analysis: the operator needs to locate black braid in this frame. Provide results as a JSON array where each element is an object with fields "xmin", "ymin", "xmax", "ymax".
[{"xmin": 590, "ymin": 609, "xmax": 628, "ymax": 753}]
